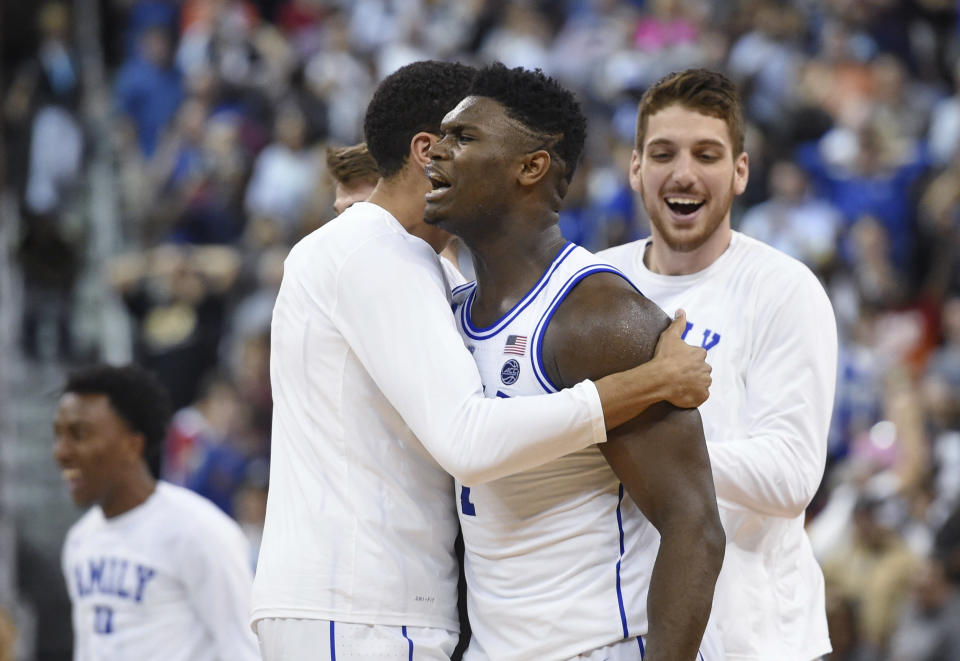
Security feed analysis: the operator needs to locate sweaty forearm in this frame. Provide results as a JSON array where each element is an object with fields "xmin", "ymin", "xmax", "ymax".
[
  {"xmin": 643, "ymin": 520, "xmax": 724, "ymax": 661},
  {"xmin": 595, "ymin": 361, "xmax": 670, "ymax": 430}
]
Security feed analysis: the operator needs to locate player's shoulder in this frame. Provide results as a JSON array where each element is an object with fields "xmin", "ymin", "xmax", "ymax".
[
  {"xmin": 561, "ymin": 244, "xmax": 648, "ymax": 302},
  {"xmin": 288, "ymin": 203, "xmax": 405, "ymax": 263},
  {"xmin": 595, "ymin": 238, "xmax": 646, "ymax": 272},
  {"xmin": 153, "ymin": 482, "xmax": 243, "ymax": 535},
  {"xmin": 550, "ymin": 247, "xmax": 666, "ymax": 347},
  {"xmin": 65, "ymin": 507, "xmax": 105, "ymax": 543},
  {"xmin": 733, "ymin": 231, "xmax": 826, "ymax": 294}
]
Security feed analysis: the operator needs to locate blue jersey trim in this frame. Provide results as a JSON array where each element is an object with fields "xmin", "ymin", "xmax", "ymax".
[
  {"xmin": 616, "ymin": 483, "xmax": 629, "ymax": 638},
  {"xmin": 530, "ymin": 264, "xmax": 635, "ymax": 393},
  {"xmin": 330, "ymin": 620, "xmax": 336, "ymax": 661},
  {"xmin": 452, "ymin": 282, "xmax": 476, "ymax": 316},
  {"xmin": 451, "ymin": 281, "xmax": 474, "ymax": 297},
  {"xmin": 401, "ymin": 625, "xmax": 413, "ymax": 661},
  {"xmin": 460, "ymin": 242, "xmax": 576, "ymax": 340},
  {"xmin": 637, "ymin": 635, "xmax": 645, "ymax": 658}
]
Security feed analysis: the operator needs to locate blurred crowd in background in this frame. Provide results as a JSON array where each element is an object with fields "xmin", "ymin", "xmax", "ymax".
[{"xmin": 2, "ymin": 0, "xmax": 960, "ymax": 659}]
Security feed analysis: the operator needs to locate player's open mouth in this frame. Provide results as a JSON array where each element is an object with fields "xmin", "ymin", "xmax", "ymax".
[
  {"xmin": 61, "ymin": 467, "xmax": 84, "ymax": 492},
  {"xmin": 665, "ymin": 196, "xmax": 705, "ymax": 217},
  {"xmin": 426, "ymin": 167, "xmax": 451, "ymax": 190},
  {"xmin": 425, "ymin": 166, "xmax": 452, "ymax": 201}
]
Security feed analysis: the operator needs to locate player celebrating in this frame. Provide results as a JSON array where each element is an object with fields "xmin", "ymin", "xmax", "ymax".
[
  {"xmin": 252, "ymin": 60, "xmax": 714, "ymax": 660},
  {"xmin": 599, "ymin": 69, "xmax": 838, "ymax": 661},
  {"xmin": 54, "ymin": 364, "xmax": 259, "ymax": 661},
  {"xmin": 424, "ymin": 62, "xmax": 725, "ymax": 661}
]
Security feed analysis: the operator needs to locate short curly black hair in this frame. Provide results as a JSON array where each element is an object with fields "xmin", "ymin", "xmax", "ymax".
[
  {"xmin": 468, "ymin": 62, "xmax": 587, "ymax": 184},
  {"xmin": 64, "ymin": 364, "xmax": 173, "ymax": 477},
  {"xmin": 363, "ymin": 60, "xmax": 477, "ymax": 178}
]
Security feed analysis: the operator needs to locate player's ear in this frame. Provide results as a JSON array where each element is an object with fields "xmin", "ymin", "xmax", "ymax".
[
  {"xmin": 518, "ymin": 149, "xmax": 551, "ymax": 187},
  {"xmin": 628, "ymin": 149, "xmax": 643, "ymax": 193},
  {"xmin": 120, "ymin": 428, "xmax": 146, "ymax": 465},
  {"xmin": 410, "ymin": 132, "xmax": 436, "ymax": 169},
  {"xmin": 733, "ymin": 151, "xmax": 749, "ymax": 196}
]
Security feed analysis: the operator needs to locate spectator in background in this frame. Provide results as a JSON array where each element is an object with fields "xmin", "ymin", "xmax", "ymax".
[
  {"xmin": 927, "ymin": 60, "xmax": 960, "ymax": 169},
  {"xmin": 163, "ymin": 371, "xmax": 246, "ymax": 493},
  {"xmin": 301, "ymin": 12, "xmax": 372, "ymax": 143},
  {"xmin": 179, "ymin": 374, "xmax": 252, "ymax": 518},
  {"xmin": 726, "ymin": 0, "xmax": 805, "ymax": 135},
  {"xmin": 797, "ymin": 115, "xmax": 929, "ymax": 275},
  {"xmin": 888, "ymin": 510, "xmax": 960, "ymax": 661},
  {"xmin": 5, "ymin": 2, "xmax": 85, "ymax": 362},
  {"xmin": 822, "ymin": 494, "xmax": 921, "ymax": 655},
  {"xmin": 739, "ymin": 159, "xmax": 843, "ymax": 272},
  {"xmin": 115, "ymin": 24, "xmax": 184, "ymax": 158},
  {"xmin": 53, "ymin": 364, "xmax": 259, "ymax": 660},
  {"xmin": 15, "ymin": 215, "xmax": 79, "ymax": 362},
  {"xmin": 3, "ymin": 1, "xmax": 83, "ymax": 209},
  {"xmin": 916, "ymin": 145, "xmax": 960, "ymax": 299},
  {"xmin": 244, "ymin": 101, "xmax": 319, "ymax": 242},
  {"xmin": 109, "ymin": 244, "xmax": 240, "ymax": 409},
  {"xmin": 172, "ymin": 112, "xmax": 250, "ymax": 246}
]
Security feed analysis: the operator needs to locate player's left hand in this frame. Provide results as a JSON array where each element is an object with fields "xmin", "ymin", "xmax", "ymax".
[{"xmin": 653, "ymin": 309, "xmax": 711, "ymax": 408}]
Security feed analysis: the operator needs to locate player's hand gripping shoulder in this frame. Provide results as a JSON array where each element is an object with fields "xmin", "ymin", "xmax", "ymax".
[{"xmin": 650, "ymin": 309, "xmax": 711, "ymax": 408}]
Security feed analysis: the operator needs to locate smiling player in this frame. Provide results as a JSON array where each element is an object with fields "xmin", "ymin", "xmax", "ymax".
[
  {"xmin": 599, "ymin": 69, "xmax": 838, "ymax": 661},
  {"xmin": 54, "ymin": 364, "xmax": 259, "ymax": 661}
]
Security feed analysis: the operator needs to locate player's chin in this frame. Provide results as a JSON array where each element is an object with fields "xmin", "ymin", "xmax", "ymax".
[{"xmin": 422, "ymin": 206, "xmax": 446, "ymax": 226}]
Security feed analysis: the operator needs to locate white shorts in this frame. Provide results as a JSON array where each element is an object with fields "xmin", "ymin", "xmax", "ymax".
[
  {"xmin": 255, "ymin": 617, "xmax": 459, "ymax": 661},
  {"xmin": 571, "ymin": 620, "xmax": 724, "ymax": 660}
]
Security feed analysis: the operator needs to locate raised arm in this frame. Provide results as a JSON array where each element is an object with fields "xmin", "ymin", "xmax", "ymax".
[
  {"xmin": 543, "ymin": 272, "xmax": 724, "ymax": 661},
  {"xmin": 331, "ymin": 238, "xmax": 710, "ymax": 486}
]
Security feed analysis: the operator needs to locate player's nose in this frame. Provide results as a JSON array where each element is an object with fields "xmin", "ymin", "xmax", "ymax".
[
  {"xmin": 671, "ymin": 151, "xmax": 698, "ymax": 186},
  {"xmin": 428, "ymin": 134, "xmax": 452, "ymax": 160}
]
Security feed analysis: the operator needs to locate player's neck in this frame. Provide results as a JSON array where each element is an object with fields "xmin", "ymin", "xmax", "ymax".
[
  {"xmin": 645, "ymin": 223, "xmax": 732, "ymax": 276},
  {"xmin": 468, "ymin": 225, "xmax": 566, "ymax": 327},
  {"xmin": 367, "ymin": 169, "xmax": 449, "ymax": 252},
  {"xmin": 101, "ymin": 470, "xmax": 157, "ymax": 519}
]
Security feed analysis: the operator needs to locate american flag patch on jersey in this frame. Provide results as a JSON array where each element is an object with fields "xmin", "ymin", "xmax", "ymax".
[{"xmin": 504, "ymin": 335, "xmax": 527, "ymax": 356}]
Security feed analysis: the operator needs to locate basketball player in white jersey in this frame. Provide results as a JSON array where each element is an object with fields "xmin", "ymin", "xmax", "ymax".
[
  {"xmin": 424, "ymin": 63, "xmax": 725, "ymax": 661},
  {"xmin": 253, "ymin": 60, "xmax": 714, "ymax": 660},
  {"xmin": 598, "ymin": 69, "xmax": 838, "ymax": 661},
  {"xmin": 54, "ymin": 364, "xmax": 259, "ymax": 661}
]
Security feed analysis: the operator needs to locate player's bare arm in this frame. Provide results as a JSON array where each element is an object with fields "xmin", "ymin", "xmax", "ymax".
[
  {"xmin": 543, "ymin": 271, "xmax": 725, "ymax": 661},
  {"xmin": 592, "ymin": 310, "xmax": 710, "ymax": 429}
]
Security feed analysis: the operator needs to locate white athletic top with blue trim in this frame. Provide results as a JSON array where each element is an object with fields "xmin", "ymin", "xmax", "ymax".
[
  {"xmin": 453, "ymin": 243, "xmax": 660, "ymax": 660},
  {"xmin": 600, "ymin": 232, "xmax": 836, "ymax": 661},
  {"xmin": 252, "ymin": 204, "xmax": 607, "ymax": 632}
]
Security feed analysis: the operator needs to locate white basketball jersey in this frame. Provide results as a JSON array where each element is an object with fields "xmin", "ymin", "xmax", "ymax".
[{"xmin": 452, "ymin": 243, "xmax": 660, "ymax": 661}]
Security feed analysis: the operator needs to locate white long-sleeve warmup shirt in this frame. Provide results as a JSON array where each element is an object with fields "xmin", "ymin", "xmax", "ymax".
[
  {"xmin": 62, "ymin": 482, "xmax": 259, "ymax": 661},
  {"xmin": 251, "ymin": 202, "xmax": 606, "ymax": 631},
  {"xmin": 601, "ymin": 231, "xmax": 838, "ymax": 661}
]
